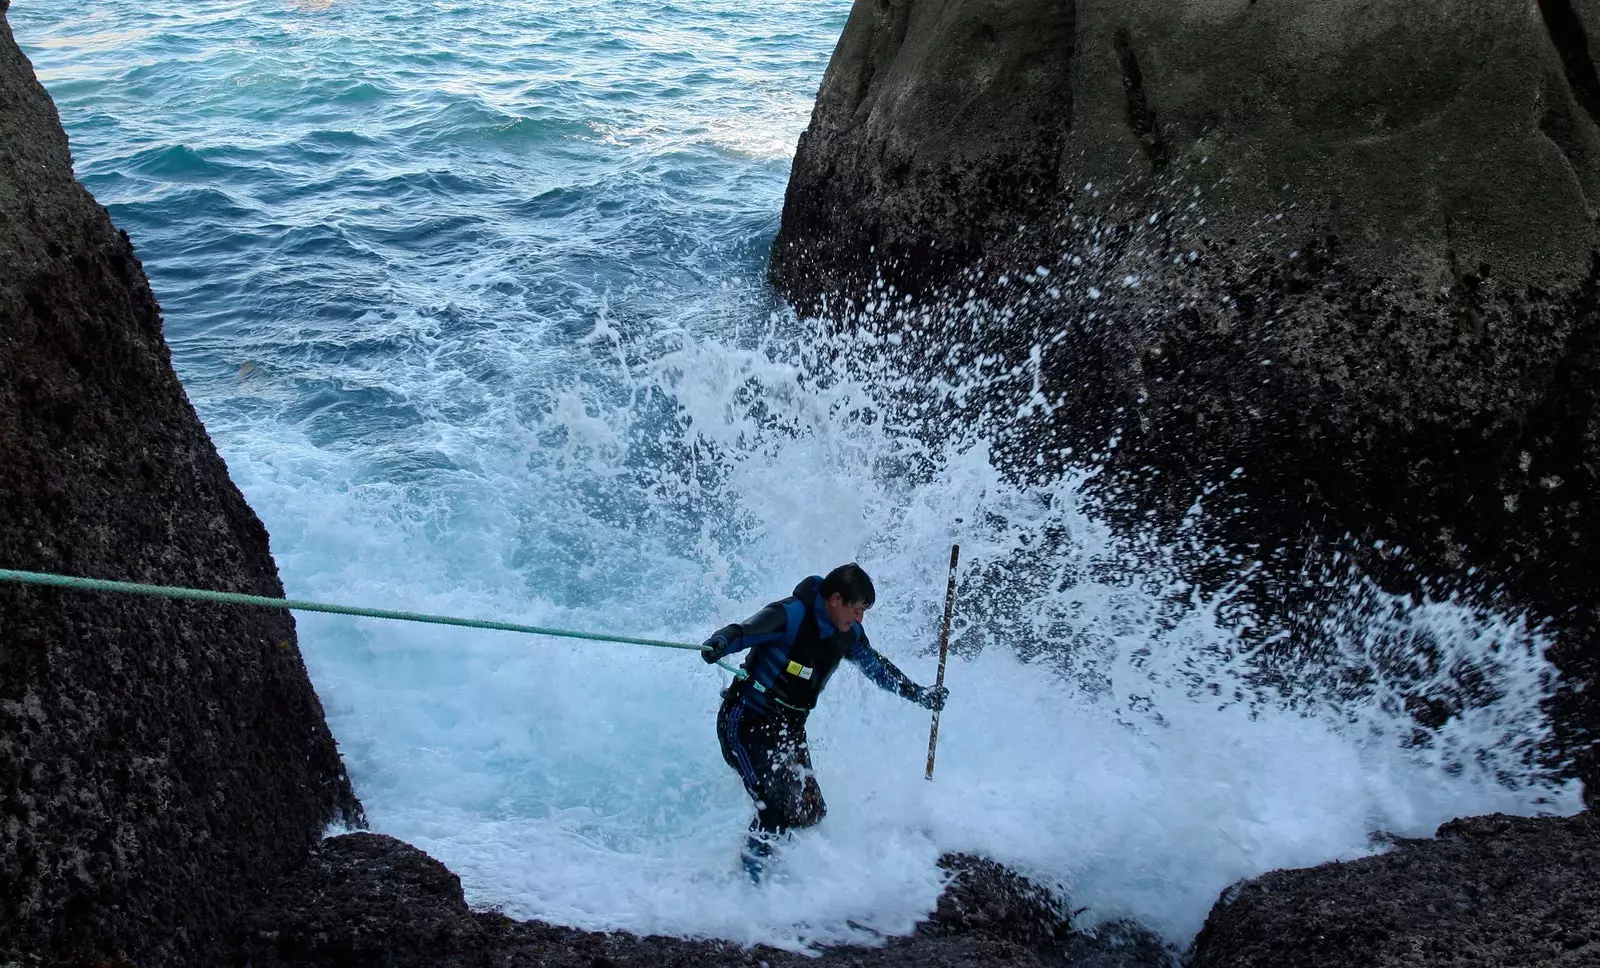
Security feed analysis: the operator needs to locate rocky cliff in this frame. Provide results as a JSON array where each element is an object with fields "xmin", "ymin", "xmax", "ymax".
[
  {"xmin": 0, "ymin": 7, "xmax": 363, "ymax": 965},
  {"xmin": 772, "ymin": 0, "xmax": 1599, "ymax": 794}
]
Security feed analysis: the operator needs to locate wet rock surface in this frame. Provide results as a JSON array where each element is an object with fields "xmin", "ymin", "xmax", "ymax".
[
  {"xmin": 0, "ymin": 8, "xmax": 362, "ymax": 967},
  {"xmin": 1188, "ymin": 811, "xmax": 1600, "ymax": 968},
  {"xmin": 772, "ymin": 0, "xmax": 1600, "ymax": 792},
  {"xmin": 238, "ymin": 835, "xmax": 1176, "ymax": 968}
]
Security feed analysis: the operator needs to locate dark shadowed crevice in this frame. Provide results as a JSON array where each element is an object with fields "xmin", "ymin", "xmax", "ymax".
[
  {"xmin": 1539, "ymin": 0, "xmax": 1600, "ymax": 129},
  {"xmin": 1114, "ymin": 27, "xmax": 1167, "ymax": 171},
  {"xmin": 1061, "ymin": 0, "xmax": 1078, "ymax": 133},
  {"xmin": 1538, "ymin": 75, "xmax": 1593, "ymax": 207}
]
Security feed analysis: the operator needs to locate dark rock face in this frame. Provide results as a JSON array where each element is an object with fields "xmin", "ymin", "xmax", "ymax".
[
  {"xmin": 774, "ymin": 0, "xmax": 1600, "ymax": 303},
  {"xmin": 0, "ymin": 10, "xmax": 363, "ymax": 967},
  {"xmin": 922, "ymin": 855, "xmax": 1175, "ymax": 968},
  {"xmin": 921, "ymin": 853, "xmax": 1075, "ymax": 948},
  {"xmin": 239, "ymin": 835, "xmax": 1175, "ymax": 968},
  {"xmin": 1188, "ymin": 811, "xmax": 1600, "ymax": 968},
  {"xmin": 772, "ymin": 0, "xmax": 1600, "ymax": 790},
  {"xmin": 772, "ymin": 0, "xmax": 1077, "ymax": 302},
  {"xmin": 236, "ymin": 833, "xmax": 494, "ymax": 968}
]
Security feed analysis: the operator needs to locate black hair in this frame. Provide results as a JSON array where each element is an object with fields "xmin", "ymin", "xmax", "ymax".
[{"xmin": 819, "ymin": 562, "xmax": 875, "ymax": 607}]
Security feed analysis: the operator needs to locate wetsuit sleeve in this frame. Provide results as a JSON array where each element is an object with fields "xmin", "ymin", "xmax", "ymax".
[
  {"xmin": 707, "ymin": 601, "xmax": 790, "ymax": 657},
  {"xmin": 847, "ymin": 633, "xmax": 920, "ymax": 699}
]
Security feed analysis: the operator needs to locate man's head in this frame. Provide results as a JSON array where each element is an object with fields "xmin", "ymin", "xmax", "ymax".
[{"xmin": 819, "ymin": 562, "xmax": 875, "ymax": 629}]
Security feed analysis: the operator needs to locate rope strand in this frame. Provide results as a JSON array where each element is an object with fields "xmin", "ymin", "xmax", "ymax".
[{"xmin": 0, "ymin": 568, "xmax": 740, "ymax": 674}]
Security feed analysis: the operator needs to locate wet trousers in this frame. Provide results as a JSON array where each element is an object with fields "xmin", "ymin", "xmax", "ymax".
[{"xmin": 716, "ymin": 688, "xmax": 826, "ymax": 873}]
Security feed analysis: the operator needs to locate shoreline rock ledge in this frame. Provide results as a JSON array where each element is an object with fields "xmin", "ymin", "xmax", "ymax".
[
  {"xmin": 238, "ymin": 840, "xmax": 1177, "ymax": 968},
  {"xmin": 1188, "ymin": 812, "xmax": 1600, "ymax": 967}
]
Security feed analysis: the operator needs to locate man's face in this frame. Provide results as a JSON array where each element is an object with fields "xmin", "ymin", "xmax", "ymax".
[{"xmin": 824, "ymin": 592, "xmax": 869, "ymax": 630}]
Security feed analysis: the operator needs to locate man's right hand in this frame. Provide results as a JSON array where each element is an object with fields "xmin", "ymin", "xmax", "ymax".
[
  {"xmin": 701, "ymin": 634, "xmax": 728, "ymax": 663},
  {"xmin": 914, "ymin": 684, "xmax": 949, "ymax": 711}
]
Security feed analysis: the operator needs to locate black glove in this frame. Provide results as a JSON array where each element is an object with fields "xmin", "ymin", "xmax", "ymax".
[
  {"xmin": 913, "ymin": 684, "xmax": 949, "ymax": 711},
  {"xmin": 701, "ymin": 634, "xmax": 728, "ymax": 664}
]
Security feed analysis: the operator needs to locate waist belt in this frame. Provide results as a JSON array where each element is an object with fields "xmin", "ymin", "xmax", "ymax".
[{"xmin": 734, "ymin": 669, "xmax": 810, "ymax": 713}]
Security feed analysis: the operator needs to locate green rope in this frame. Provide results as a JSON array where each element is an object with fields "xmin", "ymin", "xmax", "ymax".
[{"xmin": 0, "ymin": 567, "xmax": 743, "ymax": 673}]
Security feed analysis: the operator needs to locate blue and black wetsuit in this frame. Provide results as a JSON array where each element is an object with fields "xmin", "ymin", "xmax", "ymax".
[{"xmin": 706, "ymin": 575, "xmax": 927, "ymax": 868}]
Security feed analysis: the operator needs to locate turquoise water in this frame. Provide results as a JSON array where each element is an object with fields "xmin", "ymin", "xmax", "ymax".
[{"xmin": 12, "ymin": 0, "xmax": 1580, "ymax": 952}]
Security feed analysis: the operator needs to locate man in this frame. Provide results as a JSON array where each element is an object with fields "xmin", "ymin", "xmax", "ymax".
[{"xmin": 701, "ymin": 563, "xmax": 948, "ymax": 882}]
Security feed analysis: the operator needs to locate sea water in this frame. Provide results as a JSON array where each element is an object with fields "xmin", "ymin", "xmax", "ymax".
[{"xmin": 12, "ymin": 0, "xmax": 1580, "ymax": 952}]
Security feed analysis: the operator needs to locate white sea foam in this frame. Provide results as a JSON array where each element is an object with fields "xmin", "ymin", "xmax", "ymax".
[{"xmin": 218, "ymin": 299, "xmax": 1578, "ymax": 950}]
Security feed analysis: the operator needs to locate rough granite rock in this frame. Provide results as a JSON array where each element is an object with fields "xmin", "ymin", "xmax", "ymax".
[
  {"xmin": 921, "ymin": 852, "xmax": 1074, "ymax": 948},
  {"xmin": 771, "ymin": 0, "xmax": 1600, "ymax": 792},
  {"xmin": 236, "ymin": 834, "xmax": 1177, "ymax": 968},
  {"xmin": 774, "ymin": 0, "xmax": 1600, "ymax": 303},
  {"xmin": 0, "ymin": 9, "xmax": 363, "ymax": 967},
  {"xmin": 1187, "ymin": 811, "xmax": 1600, "ymax": 968}
]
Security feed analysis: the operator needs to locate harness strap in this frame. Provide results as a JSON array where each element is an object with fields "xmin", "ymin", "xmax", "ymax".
[{"xmin": 733, "ymin": 668, "xmax": 811, "ymax": 712}]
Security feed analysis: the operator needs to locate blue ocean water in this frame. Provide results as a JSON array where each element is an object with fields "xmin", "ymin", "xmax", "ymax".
[{"xmin": 12, "ymin": 0, "xmax": 1581, "ymax": 953}]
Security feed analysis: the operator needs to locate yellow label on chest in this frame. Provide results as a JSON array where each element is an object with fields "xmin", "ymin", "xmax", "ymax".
[{"xmin": 786, "ymin": 660, "xmax": 814, "ymax": 680}]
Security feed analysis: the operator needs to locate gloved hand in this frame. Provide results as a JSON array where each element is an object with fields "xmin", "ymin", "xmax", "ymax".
[
  {"xmin": 701, "ymin": 634, "xmax": 729, "ymax": 664},
  {"xmin": 913, "ymin": 684, "xmax": 949, "ymax": 711}
]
